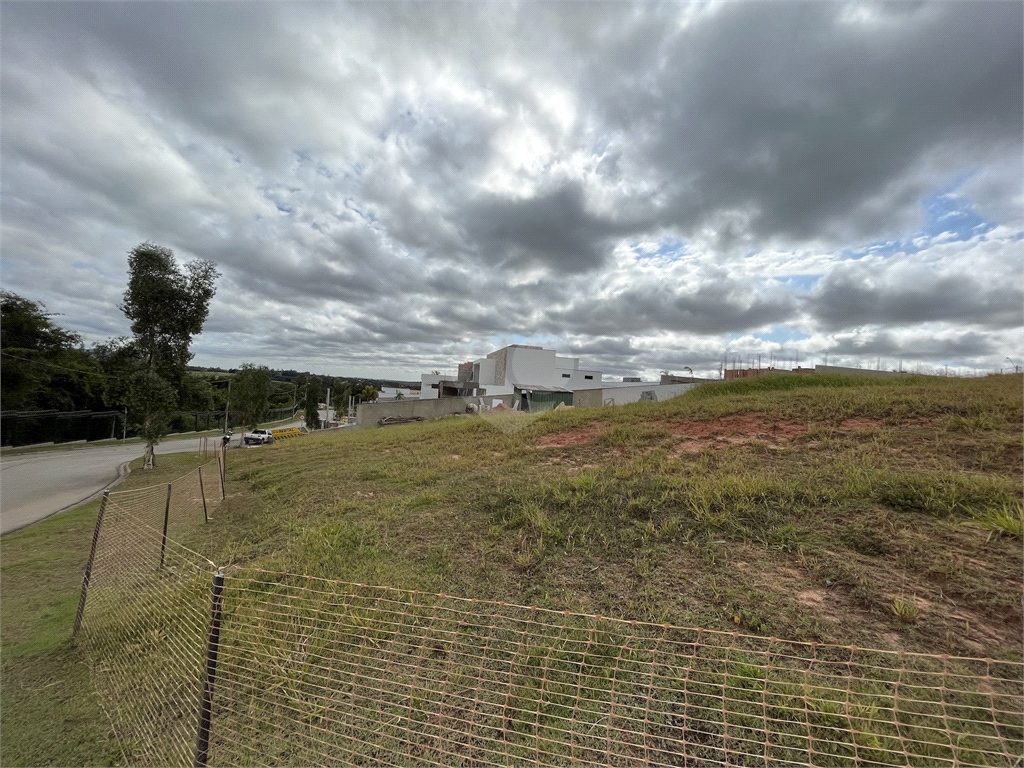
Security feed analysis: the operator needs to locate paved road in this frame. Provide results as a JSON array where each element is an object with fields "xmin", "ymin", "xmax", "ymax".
[
  {"xmin": 0, "ymin": 436, "xmax": 215, "ymax": 536},
  {"xmin": 0, "ymin": 415, "xmax": 340, "ymax": 536}
]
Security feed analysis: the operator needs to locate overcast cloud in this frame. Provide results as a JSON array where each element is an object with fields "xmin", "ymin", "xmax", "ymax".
[{"xmin": 2, "ymin": 1, "xmax": 1021, "ymax": 380}]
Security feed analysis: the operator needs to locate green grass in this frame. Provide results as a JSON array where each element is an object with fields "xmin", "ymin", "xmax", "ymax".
[
  {"xmin": 198, "ymin": 373, "xmax": 1022, "ymax": 658},
  {"xmin": 2, "ymin": 373, "xmax": 1021, "ymax": 765},
  {"xmin": 0, "ymin": 452, "xmax": 218, "ymax": 767}
]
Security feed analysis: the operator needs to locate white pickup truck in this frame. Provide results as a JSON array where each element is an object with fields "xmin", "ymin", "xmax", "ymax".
[{"xmin": 243, "ymin": 428, "xmax": 275, "ymax": 446}]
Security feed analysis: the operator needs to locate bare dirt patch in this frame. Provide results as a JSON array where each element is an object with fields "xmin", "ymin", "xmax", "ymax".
[
  {"xmin": 536, "ymin": 424, "xmax": 606, "ymax": 448},
  {"xmin": 669, "ymin": 414, "xmax": 807, "ymax": 453},
  {"xmin": 840, "ymin": 417, "xmax": 882, "ymax": 431}
]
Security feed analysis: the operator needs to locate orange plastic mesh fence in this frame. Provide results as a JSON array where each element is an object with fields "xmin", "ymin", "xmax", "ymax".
[{"xmin": 74, "ymin": 476, "xmax": 1022, "ymax": 767}]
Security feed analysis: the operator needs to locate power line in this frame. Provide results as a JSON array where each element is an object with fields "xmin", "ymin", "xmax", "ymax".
[{"xmin": 0, "ymin": 350, "xmax": 117, "ymax": 379}]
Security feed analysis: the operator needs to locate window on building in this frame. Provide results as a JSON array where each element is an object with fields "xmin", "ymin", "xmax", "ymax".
[
  {"xmin": 431, "ymin": 383, "xmax": 439, "ymax": 389},
  {"xmin": 561, "ymin": 373, "xmax": 570, "ymax": 378},
  {"xmin": 584, "ymin": 375, "xmax": 593, "ymax": 380}
]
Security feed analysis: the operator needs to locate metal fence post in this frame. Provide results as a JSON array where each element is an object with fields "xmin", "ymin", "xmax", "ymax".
[
  {"xmin": 73, "ymin": 491, "xmax": 109, "ymax": 638},
  {"xmin": 218, "ymin": 450, "xmax": 226, "ymax": 500},
  {"xmin": 159, "ymin": 483, "xmax": 172, "ymax": 570},
  {"xmin": 198, "ymin": 466, "xmax": 210, "ymax": 523},
  {"xmin": 194, "ymin": 570, "xmax": 225, "ymax": 768}
]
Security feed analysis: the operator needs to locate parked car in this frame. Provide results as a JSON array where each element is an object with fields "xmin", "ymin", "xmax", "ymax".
[{"xmin": 243, "ymin": 428, "xmax": 275, "ymax": 446}]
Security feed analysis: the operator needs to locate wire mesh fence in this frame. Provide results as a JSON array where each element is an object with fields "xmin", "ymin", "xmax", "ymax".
[
  {"xmin": 208, "ymin": 574, "xmax": 1022, "ymax": 768},
  {"xmin": 73, "ymin": 462, "xmax": 221, "ymax": 766},
  {"xmin": 73, "ymin": 468, "xmax": 1023, "ymax": 767}
]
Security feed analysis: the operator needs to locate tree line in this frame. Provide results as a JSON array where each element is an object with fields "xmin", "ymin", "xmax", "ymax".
[{"xmin": 1, "ymin": 242, "xmax": 399, "ymax": 466}]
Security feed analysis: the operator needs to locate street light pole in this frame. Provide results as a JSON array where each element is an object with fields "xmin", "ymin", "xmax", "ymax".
[
  {"xmin": 210, "ymin": 378, "xmax": 233, "ymax": 433},
  {"xmin": 224, "ymin": 378, "xmax": 231, "ymax": 431}
]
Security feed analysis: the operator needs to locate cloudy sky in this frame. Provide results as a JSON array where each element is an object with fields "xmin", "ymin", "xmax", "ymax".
[{"xmin": 2, "ymin": 2, "xmax": 1022, "ymax": 381}]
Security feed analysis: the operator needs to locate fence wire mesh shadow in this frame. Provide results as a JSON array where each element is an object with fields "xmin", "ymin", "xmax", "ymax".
[{"xmin": 73, "ymin": 470, "xmax": 1023, "ymax": 767}]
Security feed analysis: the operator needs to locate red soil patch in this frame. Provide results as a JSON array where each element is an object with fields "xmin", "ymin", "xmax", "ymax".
[
  {"xmin": 840, "ymin": 417, "xmax": 881, "ymax": 431},
  {"xmin": 670, "ymin": 414, "xmax": 807, "ymax": 453},
  {"xmin": 536, "ymin": 424, "xmax": 606, "ymax": 448},
  {"xmin": 670, "ymin": 414, "xmax": 808, "ymax": 439}
]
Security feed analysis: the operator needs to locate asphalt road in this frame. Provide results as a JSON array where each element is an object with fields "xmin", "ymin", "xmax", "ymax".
[
  {"xmin": 0, "ymin": 436, "xmax": 215, "ymax": 536},
  {"xmin": 0, "ymin": 415, "xmax": 340, "ymax": 537}
]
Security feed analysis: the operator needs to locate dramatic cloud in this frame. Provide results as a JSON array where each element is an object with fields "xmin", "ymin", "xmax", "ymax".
[{"xmin": 2, "ymin": 2, "xmax": 1021, "ymax": 380}]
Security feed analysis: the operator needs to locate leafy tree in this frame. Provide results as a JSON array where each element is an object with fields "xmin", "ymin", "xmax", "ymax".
[
  {"xmin": 0, "ymin": 291, "xmax": 105, "ymax": 411},
  {"xmin": 231, "ymin": 364, "xmax": 273, "ymax": 430},
  {"xmin": 300, "ymin": 375, "xmax": 323, "ymax": 429},
  {"xmin": 360, "ymin": 384, "xmax": 378, "ymax": 403},
  {"xmin": 331, "ymin": 379, "xmax": 354, "ymax": 417},
  {"xmin": 102, "ymin": 243, "xmax": 219, "ymax": 468}
]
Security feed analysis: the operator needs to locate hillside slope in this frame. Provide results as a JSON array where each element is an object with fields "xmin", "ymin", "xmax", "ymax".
[{"xmin": 204, "ymin": 373, "xmax": 1023, "ymax": 660}]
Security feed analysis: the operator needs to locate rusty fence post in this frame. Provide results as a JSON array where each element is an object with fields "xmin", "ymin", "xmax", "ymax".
[
  {"xmin": 198, "ymin": 467, "xmax": 210, "ymax": 523},
  {"xmin": 194, "ymin": 570, "xmax": 225, "ymax": 768},
  {"xmin": 159, "ymin": 483, "xmax": 172, "ymax": 570},
  {"xmin": 73, "ymin": 491, "xmax": 109, "ymax": 638}
]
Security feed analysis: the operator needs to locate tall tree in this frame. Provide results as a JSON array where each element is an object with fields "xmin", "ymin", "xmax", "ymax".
[
  {"xmin": 0, "ymin": 291, "xmax": 104, "ymax": 411},
  {"xmin": 232, "ymin": 364, "xmax": 273, "ymax": 430},
  {"xmin": 331, "ymin": 379, "xmax": 353, "ymax": 418},
  {"xmin": 300, "ymin": 375, "xmax": 323, "ymax": 430},
  {"xmin": 103, "ymin": 243, "xmax": 219, "ymax": 468}
]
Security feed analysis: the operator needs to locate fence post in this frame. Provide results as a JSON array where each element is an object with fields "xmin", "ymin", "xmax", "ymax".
[
  {"xmin": 194, "ymin": 570, "xmax": 225, "ymax": 768},
  {"xmin": 198, "ymin": 466, "xmax": 210, "ymax": 523},
  {"xmin": 218, "ymin": 449, "xmax": 226, "ymax": 500},
  {"xmin": 73, "ymin": 491, "xmax": 109, "ymax": 638},
  {"xmin": 159, "ymin": 483, "xmax": 172, "ymax": 570}
]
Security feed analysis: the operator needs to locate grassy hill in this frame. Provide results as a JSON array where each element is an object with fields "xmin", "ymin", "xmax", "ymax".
[
  {"xmin": 201, "ymin": 373, "xmax": 1023, "ymax": 661},
  {"xmin": 2, "ymin": 372, "xmax": 1020, "ymax": 766}
]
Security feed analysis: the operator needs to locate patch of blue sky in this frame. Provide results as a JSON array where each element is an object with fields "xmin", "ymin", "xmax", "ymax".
[
  {"xmin": 755, "ymin": 327, "xmax": 810, "ymax": 344},
  {"xmin": 831, "ymin": 173, "xmax": 1007, "ymax": 264},
  {"xmin": 920, "ymin": 189, "xmax": 991, "ymax": 241},
  {"xmin": 631, "ymin": 237, "xmax": 686, "ymax": 260},
  {"xmin": 838, "ymin": 174, "xmax": 1000, "ymax": 261},
  {"xmin": 777, "ymin": 274, "xmax": 820, "ymax": 292}
]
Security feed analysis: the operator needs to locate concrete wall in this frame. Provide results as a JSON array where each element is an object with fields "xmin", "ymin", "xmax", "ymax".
[
  {"xmin": 569, "ymin": 382, "xmax": 700, "ymax": 409},
  {"xmin": 477, "ymin": 358, "xmax": 497, "ymax": 385},
  {"xmin": 506, "ymin": 346, "xmax": 557, "ymax": 386},
  {"xmin": 356, "ymin": 395, "xmax": 514, "ymax": 427},
  {"xmin": 573, "ymin": 389, "xmax": 604, "ymax": 408},
  {"xmin": 814, "ymin": 365, "xmax": 903, "ymax": 379},
  {"xmin": 599, "ymin": 382, "xmax": 698, "ymax": 405}
]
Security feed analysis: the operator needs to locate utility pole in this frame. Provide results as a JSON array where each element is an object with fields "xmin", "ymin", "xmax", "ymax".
[{"xmin": 224, "ymin": 378, "xmax": 231, "ymax": 432}]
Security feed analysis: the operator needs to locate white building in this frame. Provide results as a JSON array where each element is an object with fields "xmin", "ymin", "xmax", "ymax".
[{"xmin": 420, "ymin": 344, "xmax": 700, "ymax": 411}]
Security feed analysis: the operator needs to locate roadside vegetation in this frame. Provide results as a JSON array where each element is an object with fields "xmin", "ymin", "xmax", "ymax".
[{"xmin": 2, "ymin": 373, "xmax": 1020, "ymax": 765}]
